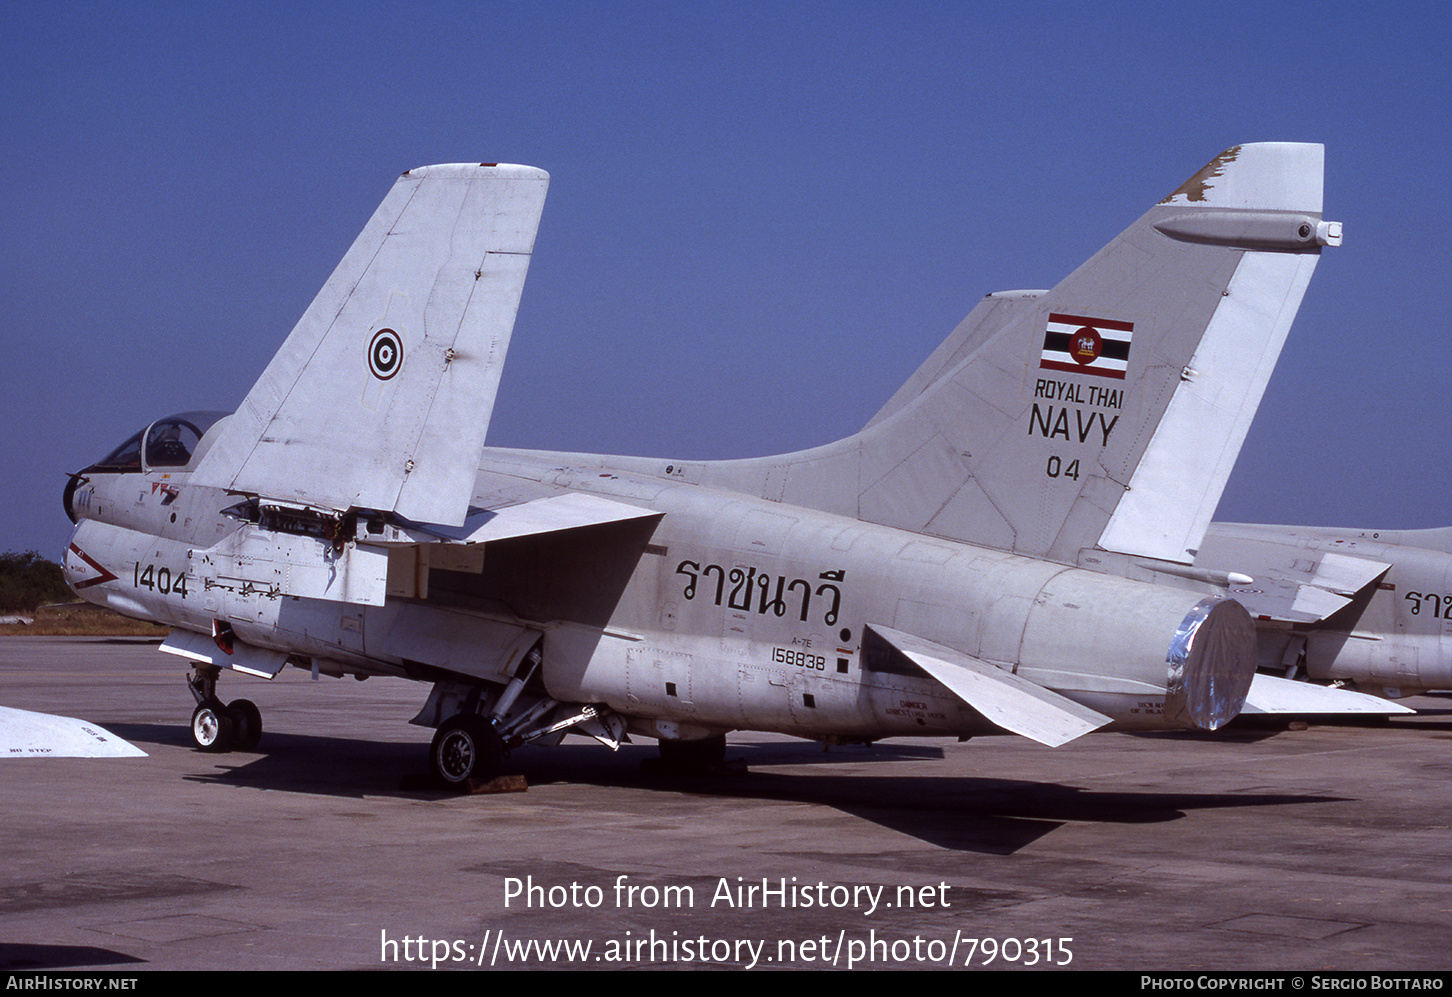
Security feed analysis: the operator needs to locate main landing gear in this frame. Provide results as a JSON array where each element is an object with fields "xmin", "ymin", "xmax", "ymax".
[
  {"xmin": 421, "ymin": 643, "xmax": 546, "ymax": 791},
  {"xmin": 187, "ymin": 666, "xmax": 262, "ymax": 752},
  {"xmin": 428, "ymin": 714, "xmax": 505, "ymax": 788}
]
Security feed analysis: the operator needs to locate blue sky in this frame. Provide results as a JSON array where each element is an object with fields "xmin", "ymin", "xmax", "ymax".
[{"xmin": 5, "ymin": 1, "xmax": 1449, "ymax": 559}]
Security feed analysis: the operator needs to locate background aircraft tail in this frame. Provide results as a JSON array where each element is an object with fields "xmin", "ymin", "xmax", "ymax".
[
  {"xmin": 191, "ymin": 163, "xmax": 549, "ymax": 528},
  {"xmin": 703, "ymin": 143, "xmax": 1339, "ymax": 565}
]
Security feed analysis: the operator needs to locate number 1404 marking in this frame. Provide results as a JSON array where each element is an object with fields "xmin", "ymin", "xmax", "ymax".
[{"xmin": 134, "ymin": 561, "xmax": 188, "ymax": 599}]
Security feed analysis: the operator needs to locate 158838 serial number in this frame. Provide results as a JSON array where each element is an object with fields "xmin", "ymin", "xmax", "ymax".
[{"xmin": 772, "ymin": 647, "xmax": 825, "ymax": 670}]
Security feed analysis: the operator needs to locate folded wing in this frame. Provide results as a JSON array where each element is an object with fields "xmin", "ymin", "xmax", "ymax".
[{"xmin": 191, "ymin": 164, "xmax": 550, "ymax": 529}]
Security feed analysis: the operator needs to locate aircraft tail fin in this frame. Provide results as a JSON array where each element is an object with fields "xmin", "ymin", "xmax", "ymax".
[
  {"xmin": 718, "ymin": 144, "xmax": 1339, "ymax": 565},
  {"xmin": 191, "ymin": 164, "xmax": 549, "ymax": 528},
  {"xmin": 862, "ymin": 289, "xmax": 1046, "ymax": 431}
]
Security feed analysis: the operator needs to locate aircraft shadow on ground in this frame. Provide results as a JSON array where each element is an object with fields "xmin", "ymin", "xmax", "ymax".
[
  {"xmin": 1158, "ymin": 710, "xmax": 1452, "ymax": 736},
  {"xmin": 102, "ymin": 724, "xmax": 1345, "ymax": 854},
  {"xmin": 523, "ymin": 742, "xmax": 1343, "ymax": 854}
]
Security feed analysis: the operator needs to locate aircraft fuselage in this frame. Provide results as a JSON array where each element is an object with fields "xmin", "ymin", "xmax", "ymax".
[{"xmin": 66, "ymin": 439, "xmax": 1253, "ymax": 746}]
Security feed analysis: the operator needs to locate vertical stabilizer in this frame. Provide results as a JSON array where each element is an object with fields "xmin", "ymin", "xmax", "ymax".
[{"xmin": 705, "ymin": 144, "xmax": 1338, "ymax": 566}]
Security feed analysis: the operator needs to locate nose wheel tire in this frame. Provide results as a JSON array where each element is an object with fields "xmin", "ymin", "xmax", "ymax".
[
  {"xmin": 227, "ymin": 699, "xmax": 263, "ymax": 751},
  {"xmin": 191, "ymin": 701, "xmax": 234, "ymax": 752},
  {"xmin": 430, "ymin": 715, "xmax": 504, "ymax": 789}
]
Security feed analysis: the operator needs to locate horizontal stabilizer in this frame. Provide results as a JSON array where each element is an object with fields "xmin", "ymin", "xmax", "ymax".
[
  {"xmin": 162, "ymin": 627, "xmax": 290, "ymax": 678},
  {"xmin": 867, "ymin": 624, "xmax": 1112, "ymax": 746},
  {"xmin": 1242, "ymin": 674, "xmax": 1415, "ymax": 715},
  {"xmin": 0, "ymin": 705, "xmax": 146, "ymax": 758}
]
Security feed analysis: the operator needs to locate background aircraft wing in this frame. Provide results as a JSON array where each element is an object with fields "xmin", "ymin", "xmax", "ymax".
[
  {"xmin": 0, "ymin": 705, "xmax": 146, "ymax": 758},
  {"xmin": 1198, "ymin": 524, "xmax": 1392, "ymax": 624},
  {"xmin": 1243, "ymin": 674, "xmax": 1414, "ymax": 714}
]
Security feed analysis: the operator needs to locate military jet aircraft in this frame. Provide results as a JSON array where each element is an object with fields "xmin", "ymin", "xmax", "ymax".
[
  {"xmin": 62, "ymin": 144, "xmax": 1372, "ymax": 789},
  {"xmin": 1197, "ymin": 523, "xmax": 1450, "ymax": 700}
]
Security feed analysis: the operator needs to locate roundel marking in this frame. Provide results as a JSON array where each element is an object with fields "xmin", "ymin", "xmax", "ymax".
[
  {"xmin": 1070, "ymin": 326, "xmax": 1102, "ymax": 365},
  {"xmin": 369, "ymin": 329, "xmax": 403, "ymax": 380}
]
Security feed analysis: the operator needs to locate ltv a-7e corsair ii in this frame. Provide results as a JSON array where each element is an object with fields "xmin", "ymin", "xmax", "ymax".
[{"xmin": 63, "ymin": 144, "xmax": 1394, "ymax": 789}]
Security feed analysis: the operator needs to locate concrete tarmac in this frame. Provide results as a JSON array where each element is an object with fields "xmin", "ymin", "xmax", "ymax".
[{"xmin": 2, "ymin": 636, "xmax": 1450, "ymax": 972}]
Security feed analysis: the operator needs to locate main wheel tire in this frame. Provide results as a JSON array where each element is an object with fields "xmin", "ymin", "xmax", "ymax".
[
  {"xmin": 228, "ymin": 699, "xmax": 263, "ymax": 751},
  {"xmin": 429, "ymin": 715, "xmax": 504, "ymax": 789},
  {"xmin": 657, "ymin": 734, "xmax": 726, "ymax": 769},
  {"xmin": 191, "ymin": 701, "xmax": 234, "ymax": 752}
]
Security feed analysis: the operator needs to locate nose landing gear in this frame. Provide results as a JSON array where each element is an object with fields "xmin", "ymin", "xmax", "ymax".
[
  {"xmin": 187, "ymin": 666, "xmax": 263, "ymax": 752},
  {"xmin": 190, "ymin": 700, "xmax": 232, "ymax": 751}
]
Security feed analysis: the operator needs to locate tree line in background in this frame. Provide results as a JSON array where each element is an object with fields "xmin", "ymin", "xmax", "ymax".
[{"xmin": 0, "ymin": 551, "xmax": 75, "ymax": 612}]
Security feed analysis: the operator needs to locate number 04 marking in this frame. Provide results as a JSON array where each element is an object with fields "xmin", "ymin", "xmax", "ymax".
[{"xmin": 1045, "ymin": 456, "xmax": 1080, "ymax": 480}]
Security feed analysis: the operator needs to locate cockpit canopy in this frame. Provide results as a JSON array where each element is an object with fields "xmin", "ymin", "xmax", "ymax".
[{"xmin": 84, "ymin": 411, "xmax": 230, "ymax": 474}]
